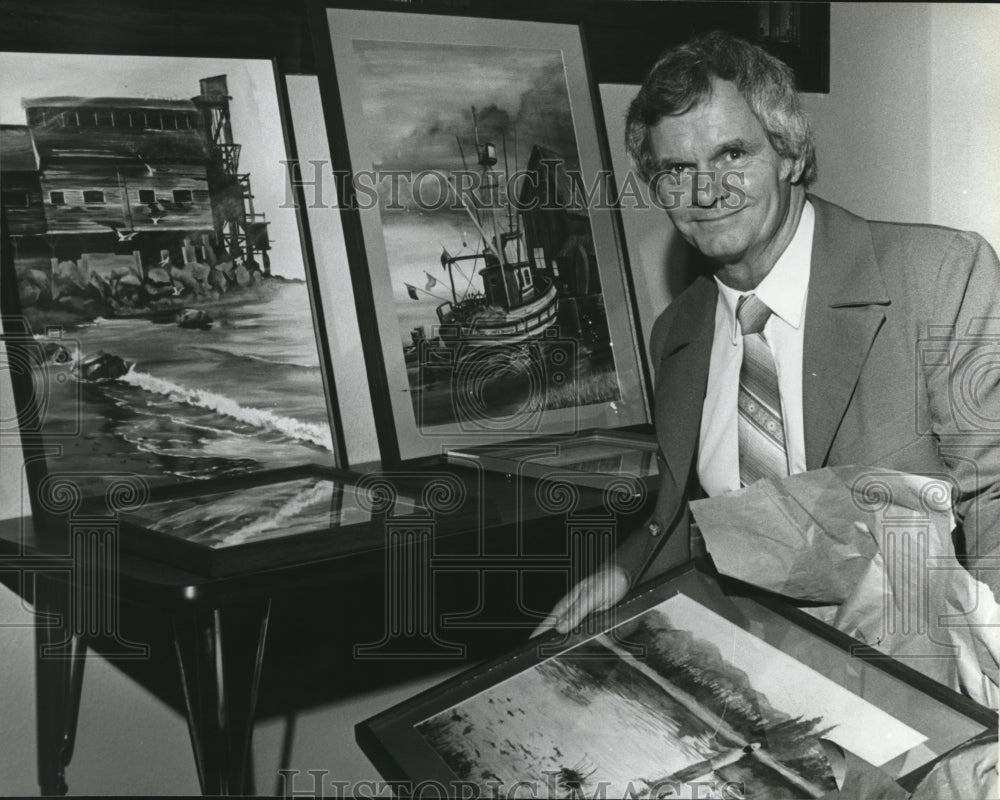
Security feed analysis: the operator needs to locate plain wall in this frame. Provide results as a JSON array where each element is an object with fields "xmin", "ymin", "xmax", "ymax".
[{"xmin": 1, "ymin": 3, "xmax": 998, "ymax": 794}]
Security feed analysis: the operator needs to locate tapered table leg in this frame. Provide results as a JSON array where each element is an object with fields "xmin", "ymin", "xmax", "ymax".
[
  {"xmin": 172, "ymin": 599, "xmax": 271, "ymax": 796},
  {"xmin": 34, "ymin": 574, "xmax": 87, "ymax": 796}
]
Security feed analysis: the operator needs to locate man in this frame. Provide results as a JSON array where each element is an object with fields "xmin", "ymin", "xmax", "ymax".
[{"xmin": 540, "ymin": 31, "xmax": 1000, "ymax": 634}]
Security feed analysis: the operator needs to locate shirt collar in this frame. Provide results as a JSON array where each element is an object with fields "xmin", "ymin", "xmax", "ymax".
[{"xmin": 715, "ymin": 199, "xmax": 815, "ymax": 343}]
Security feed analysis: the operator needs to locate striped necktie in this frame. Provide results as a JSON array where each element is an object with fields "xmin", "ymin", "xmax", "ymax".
[{"xmin": 736, "ymin": 294, "xmax": 789, "ymax": 486}]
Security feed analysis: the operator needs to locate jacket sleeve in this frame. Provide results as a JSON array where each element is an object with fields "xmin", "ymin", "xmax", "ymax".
[
  {"xmin": 924, "ymin": 230, "xmax": 1000, "ymax": 599},
  {"xmin": 608, "ymin": 304, "xmax": 692, "ymax": 587}
]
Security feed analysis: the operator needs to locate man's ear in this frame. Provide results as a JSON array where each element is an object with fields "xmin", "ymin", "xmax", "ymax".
[{"xmin": 783, "ymin": 155, "xmax": 807, "ymax": 185}]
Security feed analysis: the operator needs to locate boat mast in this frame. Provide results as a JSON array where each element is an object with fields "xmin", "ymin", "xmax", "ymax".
[
  {"xmin": 502, "ymin": 132, "xmax": 518, "ymax": 261},
  {"xmin": 472, "ymin": 106, "xmax": 514, "ymax": 309},
  {"xmin": 473, "ymin": 107, "xmax": 505, "ymax": 265}
]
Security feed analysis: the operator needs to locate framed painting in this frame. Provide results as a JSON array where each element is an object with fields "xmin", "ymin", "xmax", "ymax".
[
  {"xmin": 96, "ymin": 464, "xmax": 422, "ymax": 577},
  {"xmin": 310, "ymin": 3, "xmax": 650, "ymax": 465},
  {"xmin": 445, "ymin": 428, "xmax": 659, "ymax": 493},
  {"xmin": 357, "ymin": 562, "xmax": 997, "ymax": 798},
  {"xmin": 0, "ymin": 47, "xmax": 345, "ymax": 508}
]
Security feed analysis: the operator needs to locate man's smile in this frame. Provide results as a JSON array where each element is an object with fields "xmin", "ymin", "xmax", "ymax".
[{"xmin": 689, "ymin": 207, "xmax": 744, "ymax": 224}]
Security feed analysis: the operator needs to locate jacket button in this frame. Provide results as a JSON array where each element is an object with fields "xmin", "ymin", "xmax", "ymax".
[{"xmin": 648, "ymin": 521, "xmax": 661, "ymax": 537}]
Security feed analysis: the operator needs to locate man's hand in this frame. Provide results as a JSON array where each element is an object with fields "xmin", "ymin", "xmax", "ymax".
[{"xmin": 532, "ymin": 566, "xmax": 629, "ymax": 637}]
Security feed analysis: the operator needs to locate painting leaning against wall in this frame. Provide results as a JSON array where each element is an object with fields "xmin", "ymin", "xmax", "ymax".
[
  {"xmin": 0, "ymin": 52, "xmax": 336, "ymax": 497},
  {"xmin": 319, "ymin": 8, "xmax": 651, "ymax": 461}
]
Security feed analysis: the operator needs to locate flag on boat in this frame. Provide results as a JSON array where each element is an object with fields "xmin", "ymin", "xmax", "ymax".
[
  {"xmin": 405, "ymin": 283, "xmax": 420, "ymax": 301},
  {"xmin": 424, "ymin": 271, "xmax": 438, "ymax": 290},
  {"xmin": 440, "ymin": 247, "xmax": 453, "ymax": 268}
]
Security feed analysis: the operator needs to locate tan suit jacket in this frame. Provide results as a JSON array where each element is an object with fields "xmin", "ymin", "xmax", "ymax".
[{"xmin": 616, "ymin": 196, "xmax": 1000, "ymax": 598}]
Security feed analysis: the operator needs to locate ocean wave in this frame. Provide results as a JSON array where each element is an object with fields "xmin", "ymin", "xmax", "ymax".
[
  {"xmin": 121, "ymin": 368, "xmax": 334, "ymax": 451},
  {"xmin": 193, "ymin": 345, "xmax": 320, "ymax": 370},
  {"xmin": 218, "ymin": 480, "xmax": 335, "ymax": 546}
]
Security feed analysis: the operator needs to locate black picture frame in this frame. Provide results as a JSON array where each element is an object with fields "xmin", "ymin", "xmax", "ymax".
[
  {"xmin": 356, "ymin": 561, "xmax": 997, "ymax": 797},
  {"xmin": 0, "ymin": 2, "xmax": 349, "ymax": 549},
  {"xmin": 71, "ymin": 463, "xmax": 420, "ymax": 577}
]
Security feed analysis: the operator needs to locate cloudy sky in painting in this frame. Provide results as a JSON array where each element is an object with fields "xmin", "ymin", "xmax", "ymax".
[{"xmin": 353, "ymin": 40, "xmax": 579, "ymax": 178}]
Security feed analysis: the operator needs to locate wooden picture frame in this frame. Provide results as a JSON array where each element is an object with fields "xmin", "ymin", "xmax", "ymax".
[
  {"xmin": 0, "ymin": 38, "xmax": 347, "ymax": 514},
  {"xmin": 445, "ymin": 428, "xmax": 659, "ymax": 493},
  {"xmin": 309, "ymin": 1, "xmax": 651, "ymax": 465},
  {"xmin": 357, "ymin": 562, "xmax": 997, "ymax": 797}
]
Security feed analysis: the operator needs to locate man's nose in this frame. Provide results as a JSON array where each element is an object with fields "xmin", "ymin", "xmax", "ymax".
[{"xmin": 692, "ymin": 171, "xmax": 725, "ymax": 208}]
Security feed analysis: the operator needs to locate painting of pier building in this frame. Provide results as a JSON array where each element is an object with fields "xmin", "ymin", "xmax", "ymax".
[
  {"xmin": 2, "ymin": 73, "xmax": 271, "ymax": 311},
  {"xmin": 0, "ymin": 55, "xmax": 336, "ymax": 490}
]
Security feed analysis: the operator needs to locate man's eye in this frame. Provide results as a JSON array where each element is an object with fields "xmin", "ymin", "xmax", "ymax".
[
  {"xmin": 725, "ymin": 149, "xmax": 746, "ymax": 161},
  {"xmin": 669, "ymin": 164, "xmax": 688, "ymax": 175}
]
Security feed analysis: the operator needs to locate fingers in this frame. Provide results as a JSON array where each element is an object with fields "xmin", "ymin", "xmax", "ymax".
[
  {"xmin": 556, "ymin": 575, "xmax": 614, "ymax": 633},
  {"xmin": 534, "ymin": 569, "xmax": 628, "ymax": 637},
  {"xmin": 531, "ymin": 580, "xmax": 584, "ymax": 638},
  {"xmin": 557, "ymin": 577, "xmax": 603, "ymax": 634},
  {"xmin": 549, "ymin": 579, "xmax": 582, "ymax": 620},
  {"xmin": 531, "ymin": 615, "xmax": 557, "ymax": 638}
]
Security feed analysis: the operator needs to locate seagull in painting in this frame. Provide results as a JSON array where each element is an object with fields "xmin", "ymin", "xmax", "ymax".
[
  {"xmin": 136, "ymin": 154, "xmax": 169, "ymax": 176},
  {"xmin": 148, "ymin": 201, "xmax": 169, "ymax": 225},
  {"xmin": 97, "ymin": 222, "xmax": 139, "ymax": 242}
]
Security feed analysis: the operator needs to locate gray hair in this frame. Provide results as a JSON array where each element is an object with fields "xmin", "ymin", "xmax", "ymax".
[{"xmin": 625, "ymin": 31, "xmax": 817, "ymax": 186}]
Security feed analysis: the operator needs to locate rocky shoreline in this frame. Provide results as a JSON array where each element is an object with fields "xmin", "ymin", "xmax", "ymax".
[{"xmin": 16, "ymin": 254, "xmax": 300, "ymax": 331}]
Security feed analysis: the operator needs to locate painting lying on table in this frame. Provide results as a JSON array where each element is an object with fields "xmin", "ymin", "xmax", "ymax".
[
  {"xmin": 108, "ymin": 466, "xmax": 424, "ymax": 575},
  {"xmin": 357, "ymin": 565, "xmax": 996, "ymax": 799},
  {"xmin": 125, "ymin": 474, "xmax": 420, "ymax": 550},
  {"xmin": 318, "ymin": 9, "xmax": 648, "ymax": 461},
  {"xmin": 417, "ymin": 592, "xmax": 922, "ymax": 799},
  {"xmin": 0, "ymin": 52, "xmax": 337, "ymax": 496},
  {"xmin": 445, "ymin": 430, "xmax": 660, "ymax": 491}
]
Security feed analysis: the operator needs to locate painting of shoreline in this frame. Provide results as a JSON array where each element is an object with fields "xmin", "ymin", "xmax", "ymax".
[
  {"xmin": 1, "ymin": 52, "xmax": 334, "ymax": 497},
  {"xmin": 417, "ymin": 594, "xmax": 927, "ymax": 799}
]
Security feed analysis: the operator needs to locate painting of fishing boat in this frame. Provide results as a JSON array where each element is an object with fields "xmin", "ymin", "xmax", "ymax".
[
  {"xmin": 321, "ymin": 10, "xmax": 649, "ymax": 459},
  {"xmin": 0, "ymin": 52, "xmax": 336, "ymax": 497}
]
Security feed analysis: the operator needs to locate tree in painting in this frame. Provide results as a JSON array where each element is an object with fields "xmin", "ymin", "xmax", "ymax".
[{"xmin": 418, "ymin": 598, "xmax": 849, "ymax": 799}]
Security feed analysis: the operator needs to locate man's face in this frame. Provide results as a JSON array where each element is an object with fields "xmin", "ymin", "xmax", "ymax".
[{"xmin": 647, "ymin": 78, "xmax": 803, "ymax": 268}]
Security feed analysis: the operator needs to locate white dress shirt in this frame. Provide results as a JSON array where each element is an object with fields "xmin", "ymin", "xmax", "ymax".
[{"xmin": 697, "ymin": 200, "xmax": 815, "ymax": 497}]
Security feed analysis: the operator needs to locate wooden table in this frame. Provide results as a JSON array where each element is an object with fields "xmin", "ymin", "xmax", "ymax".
[{"xmin": 0, "ymin": 462, "xmax": 654, "ymax": 795}]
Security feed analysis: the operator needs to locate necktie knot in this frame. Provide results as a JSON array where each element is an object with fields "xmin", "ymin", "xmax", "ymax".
[{"xmin": 736, "ymin": 293, "xmax": 772, "ymax": 336}]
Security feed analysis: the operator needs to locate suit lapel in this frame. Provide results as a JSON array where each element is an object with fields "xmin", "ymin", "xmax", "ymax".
[
  {"xmin": 655, "ymin": 275, "xmax": 716, "ymax": 494},
  {"xmin": 803, "ymin": 197, "xmax": 891, "ymax": 469}
]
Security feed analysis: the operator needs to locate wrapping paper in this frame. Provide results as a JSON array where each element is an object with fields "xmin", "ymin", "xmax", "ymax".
[
  {"xmin": 817, "ymin": 741, "xmax": 909, "ymax": 800},
  {"xmin": 689, "ymin": 466, "xmax": 1000, "ymax": 709}
]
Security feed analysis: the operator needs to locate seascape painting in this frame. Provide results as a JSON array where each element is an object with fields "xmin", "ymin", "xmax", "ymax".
[
  {"xmin": 417, "ymin": 593, "xmax": 928, "ymax": 799},
  {"xmin": 351, "ymin": 38, "xmax": 621, "ymax": 428},
  {"xmin": 0, "ymin": 53, "xmax": 334, "ymax": 496},
  {"xmin": 124, "ymin": 475, "xmax": 418, "ymax": 550}
]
